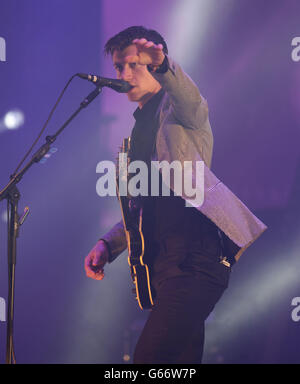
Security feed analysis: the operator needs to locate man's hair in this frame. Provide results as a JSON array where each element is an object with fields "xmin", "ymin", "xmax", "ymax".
[{"xmin": 104, "ymin": 26, "xmax": 168, "ymax": 56}]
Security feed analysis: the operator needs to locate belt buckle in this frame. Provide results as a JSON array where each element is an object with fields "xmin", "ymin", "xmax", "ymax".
[{"xmin": 220, "ymin": 257, "xmax": 231, "ymax": 268}]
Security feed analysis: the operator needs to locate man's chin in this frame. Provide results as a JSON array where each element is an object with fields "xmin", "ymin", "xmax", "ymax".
[{"xmin": 126, "ymin": 91, "xmax": 140, "ymax": 102}]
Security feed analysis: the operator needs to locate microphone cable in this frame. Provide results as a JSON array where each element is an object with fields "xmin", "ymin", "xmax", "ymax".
[{"xmin": 11, "ymin": 73, "xmax": 78, "ymax": 177}]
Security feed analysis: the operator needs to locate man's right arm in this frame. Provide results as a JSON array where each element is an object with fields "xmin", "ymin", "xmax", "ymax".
[{"xmin": 151, "ymin": 56, "xmax": 209, "ymax": 132}]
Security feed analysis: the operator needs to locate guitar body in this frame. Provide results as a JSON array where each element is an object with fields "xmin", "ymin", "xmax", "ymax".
[{"xmin": 116, "ymin": 138, "xmax": 154, "ymax": 310}]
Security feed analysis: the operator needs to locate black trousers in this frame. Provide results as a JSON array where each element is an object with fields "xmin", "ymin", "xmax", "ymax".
[{"xmin": 133, "ymin": 262, "xmax": 230, "ymax": 364}]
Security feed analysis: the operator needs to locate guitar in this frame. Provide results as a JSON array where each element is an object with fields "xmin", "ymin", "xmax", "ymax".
[{"xmin": 116, "ymin": 137, "xmax": 154, "ymax": 310}]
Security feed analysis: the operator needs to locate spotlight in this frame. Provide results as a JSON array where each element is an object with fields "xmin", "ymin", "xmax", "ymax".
[{"xmin": 3, "ymin": 109, "xmax": 25, "ymax": 130}]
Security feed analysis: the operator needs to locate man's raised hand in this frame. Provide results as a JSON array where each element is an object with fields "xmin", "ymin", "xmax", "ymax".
[{"xmin": 132, "ymin": 38, "xmax": 165, "ymax": 68}]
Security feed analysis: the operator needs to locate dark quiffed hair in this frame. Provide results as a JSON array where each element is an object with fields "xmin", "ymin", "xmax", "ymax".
[{"xmin": 104, "ymin": 26, "xmax": 168, "ymax": 56}]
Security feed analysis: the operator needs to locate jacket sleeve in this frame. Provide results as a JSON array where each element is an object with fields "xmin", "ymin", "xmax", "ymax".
[
  {"xmin": 100, "ymin": 219, "xmax": 127, "ymax": 263},
  {"xmin": 151, "ymin": 56, "xmax": 209, "ymax": 130}
]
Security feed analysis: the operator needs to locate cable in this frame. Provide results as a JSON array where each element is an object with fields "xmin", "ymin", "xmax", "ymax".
[{"xmin": 11, "ymin": 74, "xmax": 78, "ymax": 177}]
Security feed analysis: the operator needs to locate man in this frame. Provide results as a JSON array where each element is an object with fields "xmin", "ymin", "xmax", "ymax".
[{"xmin": 84, "ymin": 26, "xmax": 266, "ymax": 364}]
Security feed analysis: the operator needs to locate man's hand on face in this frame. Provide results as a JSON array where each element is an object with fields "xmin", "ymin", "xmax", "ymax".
[{"xmin": 132, "ymin": 38, "xmax": 165, "ymax": 69}]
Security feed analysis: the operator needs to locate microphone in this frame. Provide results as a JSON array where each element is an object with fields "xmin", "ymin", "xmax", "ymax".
[{"xmin": 77, "ymin": 73, "xmax": 132, "ymax": 93}]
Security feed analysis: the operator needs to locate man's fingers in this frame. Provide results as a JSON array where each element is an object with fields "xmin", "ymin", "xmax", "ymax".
[
  {"xmin": 85, "ymin": 256, "xmax": 95, "ymax": 270},
  {"xmin": 132, "ymin": 39, "xmax": 163, "ymax": 50},
  {"xmin": 144, "ymin": 41, "xmax": 154, "ymax": 48},
  {"xmin": 133, "ymin": 38, "xmax": 147, "ymax": 45},
  {"xmin": 92, "ymin": 254, "xmax": 100, "ymax": 266},
  {"xmin": 89, "ymin": 273, "xmax": 104, "ymax": 281},
  {"xmin": 85, "ymin": 253, "xmax": 103, "ymax": 274},
  {"xmin": 85, "ymin": 267, "xmax": 104, "ymax": 280},
  {"xmin": 92, "ymin": 271, "xmax": 104, "ymax": 280}
]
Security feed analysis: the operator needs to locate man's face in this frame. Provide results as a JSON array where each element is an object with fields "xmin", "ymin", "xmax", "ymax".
[{"xmin": 112, "ymin": 44, "xmax": 161, "ymax": 108}]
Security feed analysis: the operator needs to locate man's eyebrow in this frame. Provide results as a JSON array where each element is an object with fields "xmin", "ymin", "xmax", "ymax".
[{"xmin": 114, "ymin": 56, "xmax": 138, "ymax": 64}]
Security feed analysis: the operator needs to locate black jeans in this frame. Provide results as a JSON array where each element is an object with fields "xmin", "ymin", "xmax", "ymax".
[{"xmin": 133, "ymin": 261, "xmax": 230, "ymax": 364}]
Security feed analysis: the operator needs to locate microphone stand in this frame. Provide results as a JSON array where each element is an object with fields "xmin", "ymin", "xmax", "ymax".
[{"xmin": 0, "ymin": 85, "xmax": 102, "ymax": 364}]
